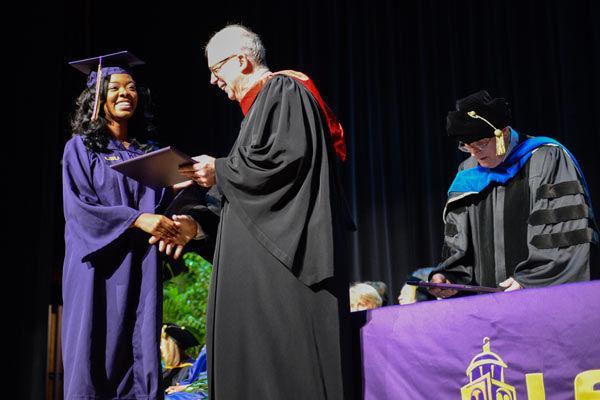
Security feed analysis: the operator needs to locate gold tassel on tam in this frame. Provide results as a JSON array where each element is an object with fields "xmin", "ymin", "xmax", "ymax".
[
  {"xmin": 494, "ymin": 128, "xmax": 506, "ymax": 156},
  {"xmin": 91, "ymin": 62, "xmax": 103, "ymax": 121},
  {"xmin": 467, "ymin": 111, "xmax": 506, "ymax": 156}
]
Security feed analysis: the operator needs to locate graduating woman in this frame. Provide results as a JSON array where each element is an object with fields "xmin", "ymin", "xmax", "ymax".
[{"xmin": 62, "ymin": 51, "xmax": 197, "ymax": 399}]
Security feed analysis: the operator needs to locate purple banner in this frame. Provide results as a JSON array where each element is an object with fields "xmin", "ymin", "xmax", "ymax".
[{"xmin": 361, "ymin": 281, "xmax": 600, "ymax": 400}]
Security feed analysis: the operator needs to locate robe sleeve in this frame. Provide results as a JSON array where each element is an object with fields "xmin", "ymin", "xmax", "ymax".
[
  {"xmin": 62, "ymin": 136, "xmax": 143, "ymax": 262},
  {"xmin": 215, "ymin": 77, "xmax": 308, "ymax": 196},
  {"xmin": 205, "ymin": 185, "xmax": 222, "ymax": 216},
  {"xmin": 428, "ymin": 156, "xmax": 478, "ymax": 284},
  {"xmin": 214, "ymin": 76, "xmax": 336, "ymax": 285},
  {"xmin": 513, "ymin": 145, "xmax": 595, "ymax": 287},
  {"xmin": 430, "ymin": 204, "xmax": 476, "ymax": 285}
]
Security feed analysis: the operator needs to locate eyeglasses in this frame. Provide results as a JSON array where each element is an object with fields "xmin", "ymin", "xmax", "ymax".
[
  {"xmin": 458, "ymin": 137, "xmax": 493, "ymax": 153},
  {"xmin": 209, "ymin": 54, "xmax": 238, "ymax": 76}
]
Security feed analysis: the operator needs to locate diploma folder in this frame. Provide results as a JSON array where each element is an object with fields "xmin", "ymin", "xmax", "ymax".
[
  {"xmin": 110, "ymin": 146, "xmax": 195, "ymax": 188},
  {"xmin": 406, "ymin": 280, "xmax": 504, "ymax": 293}
]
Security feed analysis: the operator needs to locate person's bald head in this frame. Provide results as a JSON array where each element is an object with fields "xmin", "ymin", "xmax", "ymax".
[{"xmin": 205, "ymin": 25, "xmax": 267, "ymax": 68}]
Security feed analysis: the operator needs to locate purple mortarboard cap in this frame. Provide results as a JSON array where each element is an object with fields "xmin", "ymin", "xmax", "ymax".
[
  {"xmin": 69, "ymin": 50, "xmax": 145, "ymax": 88},
  {"xmin": 68, "ymin": 51, "xmax": 144, "ymax": 120}
]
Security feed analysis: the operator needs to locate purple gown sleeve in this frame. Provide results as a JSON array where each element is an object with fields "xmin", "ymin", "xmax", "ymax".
[{"xmin": 62, "ymin": 137, "xmax": 143, "ymax": 262}]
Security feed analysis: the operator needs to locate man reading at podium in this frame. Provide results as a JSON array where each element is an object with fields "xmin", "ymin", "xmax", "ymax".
[{"xmin": 429, "ymin": 90, "xmax": 597, "ymax": 299}]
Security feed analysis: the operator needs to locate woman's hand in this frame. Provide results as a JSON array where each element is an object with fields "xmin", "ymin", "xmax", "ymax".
[
  {"xmin": 149, "ymin": 215, "xmax": 198, "ymax": 260},
  {"xmin": 179, "ymin": 155, "xmax": 216, "ymax": 187},
  {"xmin": 132, "ymin": 213, "xmax": 179, "ymax": 239}
]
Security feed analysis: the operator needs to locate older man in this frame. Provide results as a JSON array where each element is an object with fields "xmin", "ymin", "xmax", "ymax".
[
  {"xmin": 429, "ymin": 90, "xmax": 598, "ymax": 298},
  {"xmin": 179, "ymin": 25, "xmax": 354, "ymax": 399}
]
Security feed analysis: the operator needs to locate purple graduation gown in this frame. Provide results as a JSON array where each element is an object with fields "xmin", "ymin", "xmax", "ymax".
[{"xmin": 62, "ymin": 135, "xmax": 168, "ymax": 400}]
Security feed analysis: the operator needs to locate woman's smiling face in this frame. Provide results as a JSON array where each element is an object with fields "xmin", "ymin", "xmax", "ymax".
[{"xmin": 102, "ymin": 73, "xmax": 138, "ymax": 122}]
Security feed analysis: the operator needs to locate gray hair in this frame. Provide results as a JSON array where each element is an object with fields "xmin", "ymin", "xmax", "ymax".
[
  {"xmin": 205, "ymin": 24, "xmax": 267, "ymax": 67},
  {"xmin": 349, "ymin": 283, "xmax": 383, "ymax": 311}
]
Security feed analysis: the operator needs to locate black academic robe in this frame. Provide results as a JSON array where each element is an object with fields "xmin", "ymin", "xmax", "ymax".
[
  {"xmin": 162, "ymin": 360, "xmax": 193, "ymax": 391},
  {"xmin": 206, "ymin": 75, "xmax": 353, "ymax": 400},
  {"xmin": 434, "ymin": 137, "xmax": 597, "ymax": 288}
]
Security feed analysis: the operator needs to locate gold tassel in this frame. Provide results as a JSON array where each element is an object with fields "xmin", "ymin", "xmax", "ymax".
[
  {"xmin": 91, "ymin": 63, "xmax": 103, "ymax": 121},
  {"xmin": 467, "ymin": 111, "xmax": 506, "ymax": 156},
  {"xmin": 494, "ymin": 129, "xmax": 506, "ymax": 156}
]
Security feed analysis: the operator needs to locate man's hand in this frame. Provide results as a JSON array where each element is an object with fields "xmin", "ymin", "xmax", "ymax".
[
  {"xmin": 428, "ymin": 273, "xmax": 458, "ymax": 299},
  {"xmin": 149, "ymin": 215, "xmax": 198, "ymax": 260},
  {"xmin": 179, "ymin": 155, "xmax": 216, "ymax": 187},
  {"xmin": 132, "ymin": 213, "xmax": 179, "ymax": 239},
  {"xmin": 499, "ymin": 277, "xmax": 523, "ymax": 291}
]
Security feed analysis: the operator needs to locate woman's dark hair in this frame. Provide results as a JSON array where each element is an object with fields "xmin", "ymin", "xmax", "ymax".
[{"xmin": 70, "ymin": 75, "xmax": 157, "ymax": 153}]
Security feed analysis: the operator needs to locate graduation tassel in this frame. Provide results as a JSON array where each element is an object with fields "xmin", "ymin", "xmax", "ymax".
[
  {"xmin": 494, "ymin": 128, "xmax": 506, "ymax": 156},
  {"xmin": 91, "ymin": 60, "xmax": 103, "ymax": 122},
  {"xmin": 467, "ymin": 111, "xmax": 506, "ymax": 156}
]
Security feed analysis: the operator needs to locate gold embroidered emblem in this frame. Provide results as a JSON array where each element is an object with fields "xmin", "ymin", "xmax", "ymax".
[
  {"xmin": 104, "ymin": 156, "xmax": 120, "ymax": 161},
  {"xmin": 461, "ymin": 338, "xmax": 517, "ymax": 400}
]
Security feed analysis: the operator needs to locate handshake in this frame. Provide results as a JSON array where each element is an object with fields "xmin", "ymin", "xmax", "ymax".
[
  {"xmin": 132, "ymin": 213, "xmax": 200, "ymax": 260},
  {"xmin": 130, "ymin": 154, "xmax": 217, "ymax": 259}
]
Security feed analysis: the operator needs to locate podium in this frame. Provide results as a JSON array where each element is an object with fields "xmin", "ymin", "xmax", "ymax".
[{"xmin": 359, "ymin": 281, "xmax": 600, "ymax": 399}]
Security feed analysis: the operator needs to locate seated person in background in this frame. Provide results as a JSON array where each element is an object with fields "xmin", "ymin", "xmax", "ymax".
[
  {"xmin": 397, "ymin": 284, "xmax": 418, "ymax": 305},
  {"xmin": 398, "ymin": 267, "xmax": 437, "ymax": 304},
  {"xmin": 363, "ymin": 281, "xmax": 389, "ymax": 305},
  {"xmin": 350, "ymin": 283, "xmax": 383, "ymax": 311},
  {"xmin": 429, "ymin": 90, "xmax": 598, "ymax": 298},
  {"xmin": 165, "ymin": 348, "xmax": 208, "ymax": 400},
  {"xmin": 161, "ymin": 323, "xmax": 200, "ymax": 393}
]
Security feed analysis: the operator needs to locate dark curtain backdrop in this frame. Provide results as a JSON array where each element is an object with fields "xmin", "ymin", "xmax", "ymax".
[{"xmin": 17, "ymin": 0, "xmax": 599, "ymax": 397}]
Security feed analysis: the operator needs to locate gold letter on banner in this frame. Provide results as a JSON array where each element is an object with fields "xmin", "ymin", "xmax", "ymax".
[
  {"xmin": 575, "ymin": 370, "xmax": 600, "ymax": 400},
  {"xmin": 526, "ymin": 373, "xmax": 546, "ymax": 400}
]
